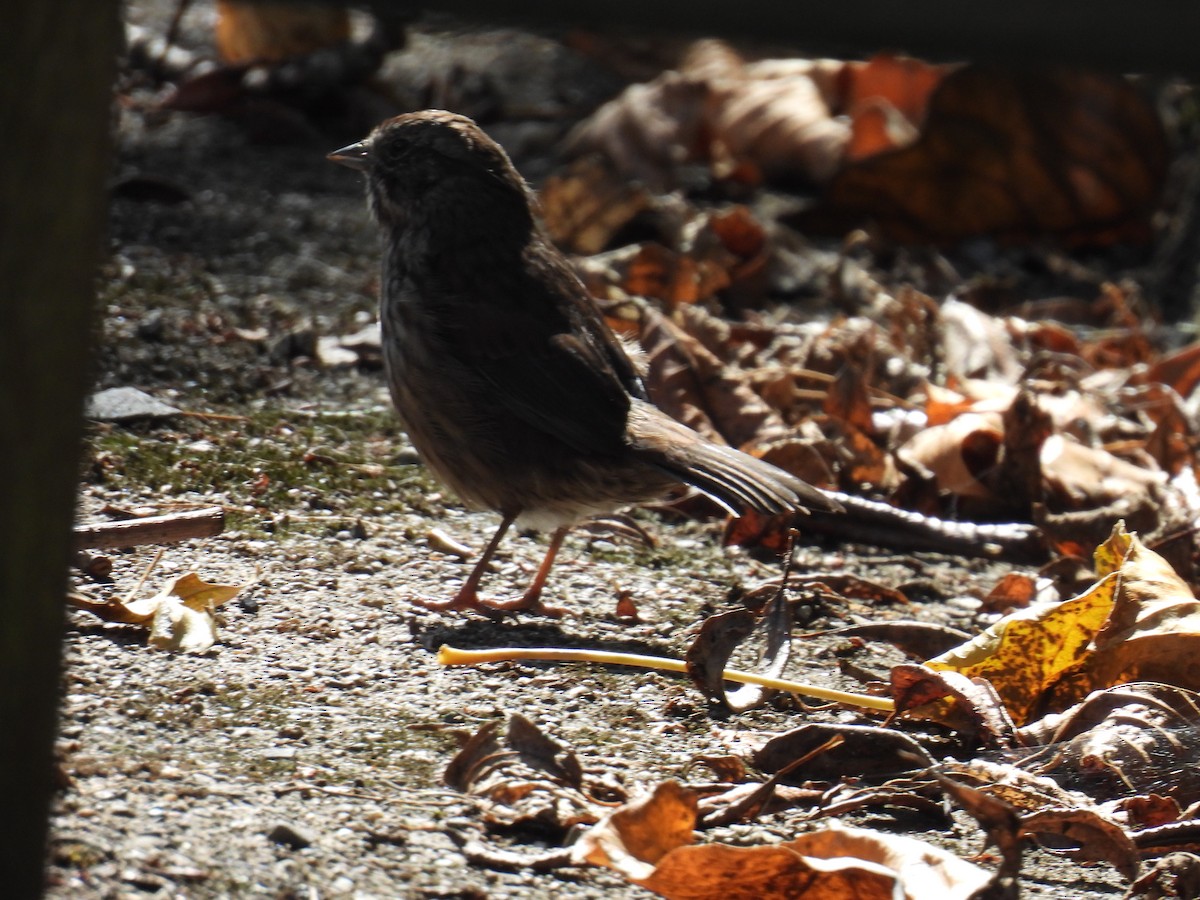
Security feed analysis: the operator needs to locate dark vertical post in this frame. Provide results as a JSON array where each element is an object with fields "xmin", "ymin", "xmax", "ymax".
[{"xmin": 0, "ymin": 3, "xmax": 120, "ymax": 894}]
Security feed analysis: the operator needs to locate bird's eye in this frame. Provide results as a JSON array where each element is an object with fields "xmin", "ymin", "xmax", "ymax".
[{"xmin": 378, "ymin": 139, "xmax": 410, "ymax": 168}]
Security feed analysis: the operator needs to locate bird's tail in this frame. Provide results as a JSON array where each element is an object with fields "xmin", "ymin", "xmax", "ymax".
[{"xmin": 627, "ymin": 401, "xmax": 842, "ymax": 516}]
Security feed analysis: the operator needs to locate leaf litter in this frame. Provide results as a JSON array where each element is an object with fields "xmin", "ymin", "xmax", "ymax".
[{"xmin": 57, "ymin": 8, "xmax": 1200, "ymax": 898}]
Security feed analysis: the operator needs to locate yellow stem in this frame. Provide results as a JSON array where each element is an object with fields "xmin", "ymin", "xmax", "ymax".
[{"xmin": 437, "ymin": 645, "xmax": 894, "ymax": 712}]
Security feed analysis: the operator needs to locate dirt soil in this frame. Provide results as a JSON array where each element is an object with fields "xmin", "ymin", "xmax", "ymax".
[{"xmin": 48, "ymin": 4, "xmax": 1141, "ymax": 898}]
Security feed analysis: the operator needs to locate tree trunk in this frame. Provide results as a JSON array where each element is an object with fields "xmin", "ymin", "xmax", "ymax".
[{"xmin": 0, "ymin": 3, "xmax": 119, "ymax": 894}]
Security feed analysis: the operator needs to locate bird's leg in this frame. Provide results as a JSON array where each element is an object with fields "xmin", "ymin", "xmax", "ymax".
[
  {"xmin": 412, "ymin": 512, "xmax": 516, "ymax": 613},
  {"xmin": 477, "ymin": 525, "xmax": 570, "ymax": 618}
]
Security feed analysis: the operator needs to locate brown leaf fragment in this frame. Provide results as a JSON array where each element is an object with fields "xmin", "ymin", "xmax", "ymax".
[
  {"xmin": 159, "ymin": 66, "xmax": 248, "ymax": 114},
  {"xmin": 940, "ymin": 758, "xmax": 1093, "ymax": 815},
  {"xmin": 1020, "ymin": 807, "xmax": 1141, "ymax": 881},
  {"xmin": 573, "ymin": 781, "xmax": 698, "ymax": 881},
  {"xmin": 695, "ymin": 781, "xmax": 818, "ymax": 829},
  {"xmin": 929, "ymin": 771, "xmax": 1024, "ymax": 889},
  {"xmin": 1034, "ymin": 499, "xmax": 1163, "ymax": 562},
  {"xmin": 686, "ymin": 588, "xmax": 791, "ymax": 712},
  {"xmin": 578, "ymin": 784, "xmax": 991, "ymax": 900},
  {"xmin": 1040, "ymin": 434, "xmax": 1166, "ymax": 510},
  {"xmin": 896, "ymin": 411, "xmax": 1004, "ymax": 502},
  {"xmin": 444, "ymin": 715, "xmax": 596, "ymax": 834},
  {"xmin": 565, "ymin": 42, "xmax": 948, "ymax": 192},
  {"xmin": 1017, "ymin": 683, "xmax": 1200, "ymax": 807},
  {"xmin": 814, "ymin": 781, "xmax": 951, "ymax": 825},
  {"xmin": 637, "ymin": 305, "xmax": 786, "ymax": 448},
  {"xmin": 753, "ymin": 723, "xmax": 934, "ymax": 784},
  {"xmin": 703, "ymin": 56, "xmax": 850, "ymax": 186},
  {"xmin": 840, "ymin": 53, "xmax": 947, "ymax": 134},
  {"xmin": 822, "ymin": 347, "xmax": 875, "ymax": 435},
  {"xmin": 1119, "ymin": 795, "xmax": 1182, "ymax": 831},
  {"xmin": 798, "ymin": 66, "xmax": 1167, "ymax": 246},
  {"xmin": 998, "ymin": 390, "xmax": 1054, "ymax": 514},
  {"xmin": 890, "ymin": 665, "xmax": 1018, "ymax": 749},
  {"xmin": 574, "ymin": 241, "xmax": 733, "ymax": 308},
  {"xmin": 215, "ymin": 0, "xmax": 350, "ymax": 66},
  {"xmin": 564, "ymin": 70, "xmax": 711, "ymax": 190},
  {"xmin": 721, "ymin": 509, "xmax": 795, "ymax": 554},
  {"xmin": 540, "ymin": 156, "xmax": 652, "ymax": 255},
  {"xmin": 1127, "ymin": 851, "xmax": 1200, "ymax": 900},
  {"xmin": 683, "ymin": 755, "xmax": 747, "ymax": 784},
  {"xmin": 1148, "ymin": 342, "xmax": 1200, "ymax": 403},
  {"xmin": 982, "ymin": 573, "xmax": 1040, "ymax": 614}
]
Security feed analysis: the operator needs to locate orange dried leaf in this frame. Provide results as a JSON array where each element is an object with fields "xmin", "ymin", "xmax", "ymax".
[
  {"xmin": 982, "ymin": 572, "xmax": 1038, "ymax": 613},
  {"xmin": 896, "ymin": 412, "xmax": 1004, "ymax": 501},
  {"xmin": 930, "ymin": 522, "xmax": 1200, "ymax": 725},
  {"xmin": 1147, "ymin": 340, "xmax": 1200, "ymax": 400},
  {"xmin": 822, "ymin": 359, "xmax": 874, "ymax": 434},
  {"xmin": 1040, "ymin": 435, "xmax": 1165, "ymax": 509},
  {"xmin": 724, "ymin": 509, "xmax": 793, "ymax": 553},
  {"xmin": 840, "ymin": 54, "xmax": 948, "ymax": 124},
  {"xmin": 577, "ymin": 783, "xmax": 992, "ymax": 899},
  {"xmin": 540, "ymin": 157, "xmax": 651, "ymax": 255},
  {"xmin": 215, "ymin": 0, "xmax": 350, "ymax": 65},
  {"xmin": 845, "ymin": 100, "xmax": 917, "ymax": 163},
  {"xmin": 803, "ymin": 66, "xmax": 1167, "ymax": 245}
]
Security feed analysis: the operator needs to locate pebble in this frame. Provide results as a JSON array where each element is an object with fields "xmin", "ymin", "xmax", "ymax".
[{"xmin": 267, "ymin": 822, "xmax": 314, "ymax": 849}]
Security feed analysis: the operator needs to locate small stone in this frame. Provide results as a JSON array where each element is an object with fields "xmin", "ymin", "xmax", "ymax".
[
  {"xmin": 267, "ymin": 822, "xmax": 313, "ymax": 849},
  {"xmin": 85, "ymin": 386, "xmax": 180, "ymax": 422}
]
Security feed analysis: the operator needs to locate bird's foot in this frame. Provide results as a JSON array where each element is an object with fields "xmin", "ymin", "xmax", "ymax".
[
  {"xmin": 476, "ymin": 591, "xmax": 568, "ymax": 619},
  {"xmin": 412, "ymin": 588, "xmax": 567, "ymax": 618}
]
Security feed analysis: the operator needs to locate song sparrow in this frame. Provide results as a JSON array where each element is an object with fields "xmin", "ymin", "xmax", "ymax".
[{"xmin": 328, "ymin": 110, "xmax": 839, "ymax": 616}]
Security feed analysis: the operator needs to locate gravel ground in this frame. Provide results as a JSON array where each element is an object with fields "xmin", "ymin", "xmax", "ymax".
[{"xmin": 47, "ymin": 4, "xmax": 1136, "ymax": 897}]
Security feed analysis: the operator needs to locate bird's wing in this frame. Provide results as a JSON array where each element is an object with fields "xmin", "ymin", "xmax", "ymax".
[{"xmin": 438, "ymin": 246, "xmax": 640, "ymax": 457}]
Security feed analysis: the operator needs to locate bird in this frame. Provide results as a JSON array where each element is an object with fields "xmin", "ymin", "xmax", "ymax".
[{"xmin": 328, "ymin": 110, "xmax": 840, "ymax": 616}]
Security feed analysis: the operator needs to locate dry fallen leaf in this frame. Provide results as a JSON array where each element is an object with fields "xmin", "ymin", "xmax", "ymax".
[
  {"xmin": 896, "ymin": 411, "xmax": 1004, "ymax": 501},
  {"xmin": 70, "ymin": 572, "xmax": 246, "ymax": 653},
  {"xmin": 928, "ymin": 522, "xmax": 1200, "ymax": 724},
  {"xmin": 146, "ymin": 573, "xmax": 245, "ymax": 652},
  {"xmin": 540, "ymin": 156, "xmax": 652, "ymax": 255},
  {"xmin": 215, "ymin": 0, "xmax": 350, "ymax": 65},
  {"xmin": 575, "ymin": 781, "xmax": 992, "ymax": 899},
  {"xmin": 444, "ymin": 714, "xmax": 600, "ymax": 834},
  {"xmin": 798, "ymin": 66, "xmax": 1167, "ymax": 245},
  {"xmin": 566, "ymin": 41, "xmax": 947, "ymax": 191},
  {"xmin": 1019, "ymin": 682, "xmax": 1200, "ymax": 807}
]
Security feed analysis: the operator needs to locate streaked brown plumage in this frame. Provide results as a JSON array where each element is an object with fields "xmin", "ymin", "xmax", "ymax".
[{"xmin": 329, "ymin": 110, "xmax": 839, "ymax": 616}]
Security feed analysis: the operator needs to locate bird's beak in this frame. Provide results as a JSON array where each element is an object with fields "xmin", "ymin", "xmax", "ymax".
[{"xmin": 327, "ymin": 140, "xmax": 371, "ymax": 171}]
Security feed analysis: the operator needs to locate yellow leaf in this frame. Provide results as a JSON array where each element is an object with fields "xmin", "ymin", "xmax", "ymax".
[
  {"xmin": 70, "ymin": 571, "xmax": 244, "ymax": 634},
  {"xmin": 929, "ymin": 521, "xmax": 1200, "ymax": 725},
  {"xmin": 149, "ymin": 597, "xmax": 218, "ymax": 653},
  {"xmin": 1093, "ymin": 522, "xmax": 1132, "ymax": 576},
  {"xmin": 143, "ymin": 572, "xmax": 245, "ymax": 653},
  {"xmin": 1046, "ymin": 524, "xmax": 1200, "ymax": 710},
  {"xmin": 576, "ymin": 783, "xmax": 990, "ymax": 899},
  {"xmin": 928, "ymin": 574, "xmax": 1117, "ymax": 724},
  {"xmin": 162, "ymin": 572, "xmax": 244, "ymax": 611}
]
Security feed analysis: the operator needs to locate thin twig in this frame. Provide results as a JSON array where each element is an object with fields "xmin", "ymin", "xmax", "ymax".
[
  {"xmin": 73, "ymin": 507, "xmax": 225, "ymax": 550},
  {"xmin": 438, "ymin": 645, "xmax": 894, "ymax": 712}
]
